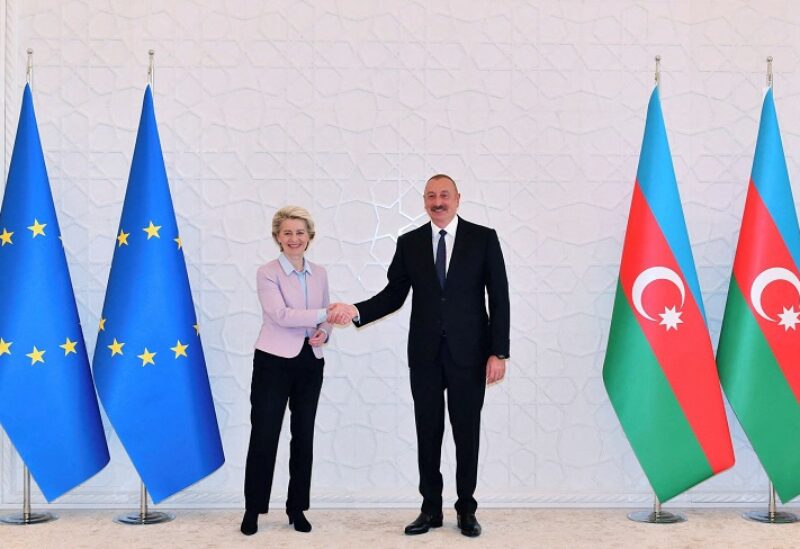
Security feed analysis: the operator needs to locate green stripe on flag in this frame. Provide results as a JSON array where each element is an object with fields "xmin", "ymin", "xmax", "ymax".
[
  {"xmin": 604, "ymin": 282, "xmax": 712, "ymax": 502},
  {"xmin": 718, "ymin": 278, "xmax": 800, "ymax": 503}
]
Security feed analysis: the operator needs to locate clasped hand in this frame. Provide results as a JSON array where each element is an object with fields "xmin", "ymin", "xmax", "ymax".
[
  {"xmin": 325, "ymin": 303, "xmax": 506, "ymax": 387},
  {"xmin": 327, "ymin": 302, "xmax": 358, "ymax": 325}
]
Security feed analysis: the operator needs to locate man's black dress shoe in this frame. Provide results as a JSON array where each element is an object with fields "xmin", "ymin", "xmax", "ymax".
[
  {"xmin": 457, "ymin": 513, "xmax": 481, "ymax": 537},
  {"xmin": 288, "ymin": 510, "xmax": 312, "ymax": 533},
  {"xmin": 404, "ymin": 512, "xmax": 443, "ymax": 535},
  {"xmin": 240, "ymin": 510, "xmax": 258, "ymax": 536}
]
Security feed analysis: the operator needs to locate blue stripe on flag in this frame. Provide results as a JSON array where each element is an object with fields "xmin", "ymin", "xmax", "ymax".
[
  {"xmin": 751, "ymin": 88, "xmax": 800, "ymax": 268},
  {"xmin": 636, "ymin": 87, "xmax": 707, "ymax": 321}
]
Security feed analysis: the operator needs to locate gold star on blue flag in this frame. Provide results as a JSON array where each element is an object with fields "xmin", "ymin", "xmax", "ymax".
[
  {"xmin": 0, "ymin": 84, "xmax": 109, "ymax": 501},
  {"xmin": 92, "ymin": 86, "xmax": 224, "ymax": 503}
]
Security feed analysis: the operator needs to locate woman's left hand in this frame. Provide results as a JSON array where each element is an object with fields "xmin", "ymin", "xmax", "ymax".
[{"xmin": 308, "ymin": 328, "xmax": 327, "ymax": 347}]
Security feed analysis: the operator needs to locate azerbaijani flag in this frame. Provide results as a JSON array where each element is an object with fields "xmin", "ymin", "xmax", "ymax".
[
  {"xmin": 603, "ymin": 87, "xmax": 735, "ymax": 502},
  {"xmin": 717, "ymin": 88, "xmax": 800, "ymax": 503}
]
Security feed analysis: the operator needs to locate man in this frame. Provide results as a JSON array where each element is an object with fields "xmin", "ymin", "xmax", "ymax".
[{"xmin": 329, "ymin": 175, "xmax": 510, "ymax": 537}]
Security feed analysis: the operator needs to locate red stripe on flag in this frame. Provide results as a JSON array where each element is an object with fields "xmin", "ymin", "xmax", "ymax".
[
  {"xmin": 619, "ymin": 182, "xmax": 733, "ymax": 473},
  {"xmin": 733, "ymin": 181, "xmax": 800, "ymax": 403}
]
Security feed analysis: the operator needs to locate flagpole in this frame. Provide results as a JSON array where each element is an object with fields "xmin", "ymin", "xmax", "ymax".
[
  {"xmin": 26, "ymin": 48, "xmax": 33, "ymax": 87},
  {"xmin": 0, "ymin": 48, "xmax": 58, "ymax": 526},
  {"xmin": 654, "ymin": 54, "xmax": 661, "ymax": 88},
  {"xmin": 147, "ymin": 49, "xmax": 155, "ymax": 89},
  {"xmin": 628, "ymin": 493, "xmax": 686, "ymax": 524},
  {"xmin": 766, "ymin": 55, "xmax": 773, "ymax": 88},
  {"xmin": 0, "ymin": 466, "xmax": 58, "ymax": 525},
  {"xmin": 626, "ymin": 55, "xmax": 686, "ymax": 527},
  {"xmin": 743, "ymin": 481, "xmax": 798, "ymax": 524},
  {"xmin": 114, "ymin": 481, "xmax": 174, "ymax": 525},
  {"xmin": 113, "ymin": 50, "xmax": 174, "ymax": 527}
]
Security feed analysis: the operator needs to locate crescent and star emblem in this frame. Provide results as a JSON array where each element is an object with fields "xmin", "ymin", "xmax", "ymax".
[
  {"xmin": 750, "ymin": 267, "xmax": 800, "ymax": 331},
  {"xmin": 631, "ymin": 266, "xmax": 686, "ymax": 331}
]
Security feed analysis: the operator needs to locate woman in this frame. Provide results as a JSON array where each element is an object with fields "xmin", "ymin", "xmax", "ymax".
[{"xmin": 241, "ymin": 206, "xmax": 331, "ymax": 536}]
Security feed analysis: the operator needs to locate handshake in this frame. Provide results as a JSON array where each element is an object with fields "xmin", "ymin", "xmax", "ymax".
[{"xmin": 326, "ymin": 302, "xmax": 358, "ymax": 326}]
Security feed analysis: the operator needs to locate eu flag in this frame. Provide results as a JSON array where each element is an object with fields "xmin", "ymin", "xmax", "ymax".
[
  {"xmin": 92, "ymin": 86, "xmax": 224, "ymax": 503},
  {"xmin": 0, "ymin": 84, "xmax": 110, "ymax": 500}
]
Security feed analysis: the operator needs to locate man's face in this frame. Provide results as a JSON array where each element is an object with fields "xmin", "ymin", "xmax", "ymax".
[{"xmin": 424, "ymin": 177, "xmax": 460, "ymax": 228}]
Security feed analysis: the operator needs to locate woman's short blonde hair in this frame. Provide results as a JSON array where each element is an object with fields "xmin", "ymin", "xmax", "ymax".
[{"xmin": 272, "ymin": 206, "xmax": 316, "ymax": 249}]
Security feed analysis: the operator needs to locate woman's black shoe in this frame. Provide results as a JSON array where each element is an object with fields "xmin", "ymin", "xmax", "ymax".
[
  {"xmin": 240, "ymin": 510, "xmax": 258, "ymax": 536},
  {"xmin": 288, "ymin": 511, "xmax": 312, "ymax": 532}
]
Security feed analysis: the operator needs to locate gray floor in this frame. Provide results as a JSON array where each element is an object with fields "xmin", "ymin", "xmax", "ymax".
[{"xmin": 1, "ymin": 509, "xmax": 799, "ymax": 548}]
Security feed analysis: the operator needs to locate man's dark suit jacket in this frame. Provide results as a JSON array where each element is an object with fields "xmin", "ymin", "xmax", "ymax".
[{"xmin": 355, "ymin": 217, "xmax": 510, "ymax": 369}]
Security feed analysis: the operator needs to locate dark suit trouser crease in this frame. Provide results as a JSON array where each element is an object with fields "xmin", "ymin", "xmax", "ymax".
[
  {"xmin": 244, "ymin": 343, "xmax": 323, "ymax": 514},
  {"xmin": 410, "ymin": 336, "xmax": 485, "ymax": 515}
]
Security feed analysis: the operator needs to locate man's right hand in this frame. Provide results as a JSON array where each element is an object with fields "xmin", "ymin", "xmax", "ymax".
[{"xmin": 327, "ymin": 303, "xmax": 358, "ymax": 325}]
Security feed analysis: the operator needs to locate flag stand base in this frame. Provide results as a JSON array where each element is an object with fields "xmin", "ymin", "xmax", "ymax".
[
  {"xmin": 627, "ymin": 509, "xmax": 686, "ymax": 523},
  {"xmin": 0, "ymin": 466, "xmax": 58, "ymax": 525},
  {"xmin": 743, "ymin": 510, "xmax": 798, "ymax": 524},
  {"xmin": 0, "ymin": 512, "xmax": 57, "ymax": 525},
  {"xmin": 628, "ymin": 495, "xmax": 686, "ymax": 523},
  {"xmin": 742, "ymin": 483, "xmax": 798, "ymax": 524},
  {"xmin": 114, "ymin": 483, "xmax": 174, "ymax": 525},
  {"xmin": 114, "ymin": 510, "xmax": 174, "ymax": 525}
]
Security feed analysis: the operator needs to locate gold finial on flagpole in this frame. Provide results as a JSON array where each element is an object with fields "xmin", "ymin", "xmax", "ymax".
[
  {"xmin": 654, "ymin": 55, "xmax": 661, "ymax": 88},
  {"xmin": 26, "ymin": 48, "xmax": 33, "ymax": 86},
  {"xmin": 147, "ymin": 49, "xmax": 155, "ymax": 90},
  {"xmin": 767, "ymin": 56, "xmax": 773, "ymax": 89}
]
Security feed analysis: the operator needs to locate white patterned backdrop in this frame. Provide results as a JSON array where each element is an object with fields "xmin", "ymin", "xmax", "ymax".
[{"xmin": 1, "ymin": 0, "xmax": 798, "ymax": 508}]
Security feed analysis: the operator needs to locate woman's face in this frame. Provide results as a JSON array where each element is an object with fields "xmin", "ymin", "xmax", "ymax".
[{"xmin": 277, "ymin": 218, "xmax": 310, "ymax": 258}]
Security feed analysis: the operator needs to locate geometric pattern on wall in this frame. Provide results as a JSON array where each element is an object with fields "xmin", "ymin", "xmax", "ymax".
[{"xmin": 3, "ymin": 0, "xmax": 797, "ymax": 506}]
